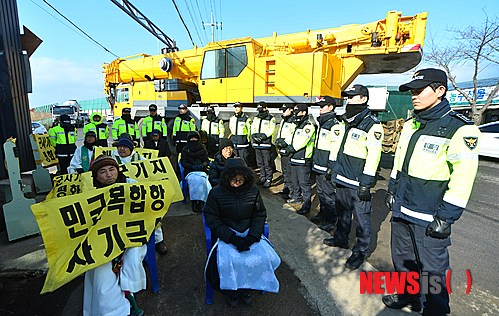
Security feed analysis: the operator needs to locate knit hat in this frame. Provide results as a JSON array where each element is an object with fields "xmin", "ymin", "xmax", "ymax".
[
  {"xmin": 85, "ymin": 131, "xmax": 97, "ymax": 138},
  {"xmin": 117, "ymin": 137, "xmax": 134, "ymax": 151},
  {"xmin": 91, "ymin": 155, "xmax": 119, "ymax": 176},
  {"xmin": 151, "ymin": 129, "xmax": 161, "ymax": 136},
  {"xmin": 187, "ymin": 131, "xmax": 200, "ymax": 141},
  {"xmin": 225, "ymin": 157, "xmax": 247, "ymax": 169},
  {"xmin": 219, "ymin": 138, "xmax": 234, "ymax": 151}
]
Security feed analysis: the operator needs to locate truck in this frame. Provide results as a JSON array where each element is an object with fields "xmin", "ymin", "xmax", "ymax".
[
  {"xmin": 51, "ymin": 100, "xmax": 81, "ymax": 126},
  {"xmin": 103, "ymin": 10, "xmax": 428, "ymax": 121}
]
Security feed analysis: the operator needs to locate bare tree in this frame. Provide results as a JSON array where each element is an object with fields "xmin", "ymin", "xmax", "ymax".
[{"xmin": 426, "ymin": 13, "xmax": 499, "ymax": 125}]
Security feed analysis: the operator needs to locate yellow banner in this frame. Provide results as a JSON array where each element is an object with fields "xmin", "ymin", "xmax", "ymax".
[
  {"xmin": 31, "ymin": 134, "xmax": 58, "ymax": 167},
  {"xmin": 32, "ymin": 180, "xmax": 174, "ymax": 293},
  {"xmin": 94, "ymin": 147, "xmax": 159, "ymax": 160},
  {"xmin": 46, "ymin": 157, "xmax": 183, "ymax": 202}
]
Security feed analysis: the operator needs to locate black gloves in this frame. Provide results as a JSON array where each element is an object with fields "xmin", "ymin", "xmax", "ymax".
[
  {"xmin": 357, "ymin": 184, "xmax": 371, "ymax": 201},
  {"xmin": 385, "ymin": 191, "xmax": 394, "ymax": 210},
  {"xmin": 229, "ymin": 235, "xmax": 259, "ymax": 252},
  {"xmin": 254, "ymin": 136, "xmax": 263, "ymax": 143},
  {"xmin": 325, "ymin": 169, "xmax": 333, "ymax": 181},
  {"xmin": 76, "ymin": 168, "xmax": 85, "ymax": 174},
  {"xmin": 276, "ymin": 139, "xmax": 288, "ymax": 149},
  {"xmin": 426, "ymin": 216, "xmax": 451, "ymax": 239}
]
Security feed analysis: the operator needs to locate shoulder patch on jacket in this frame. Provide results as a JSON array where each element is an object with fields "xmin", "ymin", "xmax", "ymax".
[
  {"xmin": 450, "ymin": 111, "xmax": 474, "ymax": 125},
  {"xmin": 463, "ymin": 136, "xmax": 478, "ymax": 150}
]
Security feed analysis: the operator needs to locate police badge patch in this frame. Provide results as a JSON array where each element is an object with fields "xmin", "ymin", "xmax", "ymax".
[
  {"xmin": 374, "ymin": 132, "xmax": 382, "ymax": 140},
  {"xmin": 463, "ymin": 136, "xmax": 478, "ymax": 150},
  {"xmin": 334, "ymin": 130, "xmax": 340, "ymax": 136}
]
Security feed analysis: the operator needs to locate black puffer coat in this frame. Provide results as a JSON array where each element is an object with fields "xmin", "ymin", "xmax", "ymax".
[
  {"xmin": 180, "ymin": 137, "xmax": 209, "ymax": 175},
  {"xmin": 208, "ymin": 152, "xmax": 235, "ymax": 187},
  {"xmin": 204, "ymin": 165, "xmax": 266, "ymax": 243}
]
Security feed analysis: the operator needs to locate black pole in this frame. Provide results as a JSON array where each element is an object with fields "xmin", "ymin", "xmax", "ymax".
[{"xmin": 0, "ymin": 0, "xmax": 35, "ymax": 178}]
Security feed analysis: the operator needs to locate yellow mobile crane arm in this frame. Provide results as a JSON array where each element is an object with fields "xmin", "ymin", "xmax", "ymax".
[{"xmin": 103, "ymin": 10, "xmax": 427, "ymax": 106}]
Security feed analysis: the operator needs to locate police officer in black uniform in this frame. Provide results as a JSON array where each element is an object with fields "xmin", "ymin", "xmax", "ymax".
[
  {"xmin": 310, "ymin": 96, "xmax": 342, "ymax": 231},
  {"xmin": 382, "ymin": 69, "xmax": 481, "ymax": 314},
  {"xmin": 323, "ymin": 84, "xmax": 384, "ymax": 270}
]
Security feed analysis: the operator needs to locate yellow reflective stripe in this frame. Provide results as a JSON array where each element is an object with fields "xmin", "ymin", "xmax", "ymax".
[{"xmin": 400, "ymin": 206, "xmax": 434, "ymax": 222}]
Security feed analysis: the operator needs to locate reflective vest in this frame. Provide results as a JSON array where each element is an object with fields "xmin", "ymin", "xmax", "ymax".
[
  {"xmin": 84, "ymin": 122, "xmax": 108, "ymax": 142},
  {"xmin": 173, "ymin": 115, "xmax": 196, "ymax": 144},
  {"xmin": 289, "ymin": 115, "xmax": 316, "ymax": 165},
  {"xmin": 50, "ymin": 125, "xmax": 78, "ymax": 156},
  {"xmin": 141, "ymin": 115, "xmax": 167, "ymax": 139},
  {"xmin": 201, "ymin": 118, "xmax": 225, "ymax": 143},
  {"xmin": 251, "ymin": 113, "xmax": 276, "ymax": 149},
  {"xmin": 389, "ymin": 100, "xmax": 480, "ymax": 227},
  {"xmin": 312, "ymin": 112, "xmax": 343, "ymax": 174},
  {"xmin": 333, "ymin": 109, "xmax": 383, "ymax": 189},
  {"xmin": 229, "ymin": 113, "xmax": 252, "ymax": 149},
  {"xmin": 276, "ymin": 115, "xmax": 296, "ymax": 155},
  {"xmin": 112, "ymin": 118, "xmax": 139, "ymax": 141}
]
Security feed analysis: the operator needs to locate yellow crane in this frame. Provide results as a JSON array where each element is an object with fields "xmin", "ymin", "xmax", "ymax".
[{"xmin": 103, "ymin": 10, "xmax": 427, "ymax": 117}]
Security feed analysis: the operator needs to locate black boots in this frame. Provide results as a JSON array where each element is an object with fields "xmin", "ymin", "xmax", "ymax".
[
  {"xmin": 345, "ymin": 252, "xmax": 365, "ymax": 270},
  {"xmin": 382, "ymin": 294, "xmax": 422, "ymax": 312},
  {"xmin": 297, "ymin": 202, "xmax": 311, "ymax": 215},
  {"xmin": 191, "ymin": 200, "xmax": 204, "ymax": 213}
]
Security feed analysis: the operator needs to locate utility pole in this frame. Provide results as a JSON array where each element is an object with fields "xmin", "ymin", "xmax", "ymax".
[
  {"xmin": 202, "ymin": 11, "xmax": 222, "ymax": 43},
  {"xmin": 0, "ymin": 0, "xmax": 38, "ymax": 177}
]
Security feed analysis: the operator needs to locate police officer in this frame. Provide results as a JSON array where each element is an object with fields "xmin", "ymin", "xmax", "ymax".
[
  {"xmin": 141, "ymin": 104, "xmax": 167, "ymax": 142},
  {"xmin": 49, "ymin": 114, "xmax": 78, "ymax": 175},
  {"xmin": 310, "ymin": 96, "xmax": 343, "ymax": 231},
  {"xmin": 229, "ymin": 102, "xmax": 252, "ymax": 164},
  {"xmin": 173, "ymin": 104, "xmax": 197, "ymax": 154},
  {"xmin": 382, "ymin": 69, "xmax": 480, "ymax": 314},
  {"xmin": 251, "ymin": 102, "xmax": 276, "ymax": 188},
  {"xmin": 275, "ymin": 104, "xmax": 296, "ymax": 199},
  {"xmin": 111, "ymin": 107, "xmax": 139, "ymax": 142},
  {"xmin": 84, "ymin": 112, "xmax": 109, "ymax": 147},
  {"xmin": 201, "ymin": 105, "xmax": 225, "ymax": 147},
  {"xmin": 323, "ymin": 84, "xmax": 384, "ymax": 271},
  {"xmin": 282, "ymin": 103, "xmax": 316, "ymax": 215}
]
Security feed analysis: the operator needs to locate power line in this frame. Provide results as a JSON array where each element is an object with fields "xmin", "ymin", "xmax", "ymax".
[
  {"xmin": 171, "ymin": 0, "xmax": 196, "ymax": 46},
  {"xmin": 42, "ymin": 0, "xmax": 118, "ymax": 57},
  {"xmin": 181, "ymin": 0, "xmax": 206, "ymax": 46}
]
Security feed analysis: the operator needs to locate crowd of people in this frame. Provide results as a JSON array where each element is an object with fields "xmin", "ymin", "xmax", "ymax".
[{"xmin": 46, "ymin": 68, "xmax": 480, "ymax": 315}]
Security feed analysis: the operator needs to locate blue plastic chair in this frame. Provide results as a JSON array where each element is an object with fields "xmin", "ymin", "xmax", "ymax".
[
  {"xmin": 202, "ymin": 213, "xmax": 269, "ymax": 305},
  {"xmin": 143, "ymin": 236, "xmax": 159, "ymax": 293},
  {"xmin": 178, "ymin": 161, "xmax": 188, "ymax": 204}
]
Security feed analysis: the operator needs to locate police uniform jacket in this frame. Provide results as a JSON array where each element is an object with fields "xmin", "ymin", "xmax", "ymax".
[
  {"xmin": 112, "ymin": 117, "xmax": 139, "ymax": 141},
  {"xmin": 84, "ymin": 112, "xmax": 109, "ymax": 143},
  {"xmin": 201, "ymin": 117, "xmax": 225, "ymax": 143},
  {"xmin": 312, "ymin": 112, "xmax": 343, "ymax": 174},
  {"xmin": 141, "ymin": 115, "xmax": 167, "ymax": 140},
  {"xmin": 288, "ymin": 115, "xmax": 316, "ymax": 165},
  {"xmin": 333, "ymin": 108, "xmax": 384, "ymax": 189},
  {"xmin": 276, "ymin": 115, "xmax": 296, "ymax": 155},
  {"xmin": 389, "ymin": 99, "xmax": 480, "ymax": 227},
  {"xmin": 173, "ymin": 114, "xmax": 197, "ymax": 144},
  {"xmin": 229, "ymin": 112, "xmax": 252, "ymax": 149},
  {"xmin": 49, "ymin": 124, "xmax": 78, "ymax": 156},
  {"xmin": 251, "ymin": 112, "xmax": 276, "ymax": 149}
]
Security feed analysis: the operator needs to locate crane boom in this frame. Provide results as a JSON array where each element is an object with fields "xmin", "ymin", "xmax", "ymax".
[{"xmin": 103, "ymin": 10, "xmax": 428, "ymax": 116}]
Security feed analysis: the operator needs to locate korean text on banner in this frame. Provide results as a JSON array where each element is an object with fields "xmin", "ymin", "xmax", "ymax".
[
  {"xmin": 94, "ymin": 147, "xmax": 159, "ymax": 160},
  {"xmin": 32, "ymin": 180, "xmax": 174, "ymax": 293},
  {"xmin": 31, "ymin": 134, "xmax": 58, "ymax": 167}
]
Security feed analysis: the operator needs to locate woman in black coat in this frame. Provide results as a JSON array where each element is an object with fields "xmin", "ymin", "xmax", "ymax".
[
  {"xmin": 204, "ymin": 158, "xmax": 280, "ymax": 307},
  {"xmin": 180, "ymin": 132, "xmax": 210, "ymax": 212},
  {"xmin": 208, "ymin": 138, "xmax": 235, "ymax": 187}
]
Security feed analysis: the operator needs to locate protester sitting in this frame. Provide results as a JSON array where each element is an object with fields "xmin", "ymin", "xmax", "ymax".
[
  {"xmin": 84, "ymin": 155, "xmax": 146, "ymax": 316},
  {"xmin": 143, "ymin": 129, "xmax": 170, "ymax": 158},
  {"xmin": 68, "ymin": 131, "xmax": 96, "ymax": 174},
  {"xmin": 111, "ymin": 136, "xmax": 169, "ymax": 255},
  {"xmin": 180, "ymin": 131, "xmax": 211, "ymax": 213},
  {"xmin": 208, "ymin": 138, "xmax": 235, "ymax": 187},
  {"xmin": 199, "ymin": 130, "xmax": 218, "ymax": 158},
  {"xmin": 204, "ymin": 158, "xmax": 281, "ymax": 307}
]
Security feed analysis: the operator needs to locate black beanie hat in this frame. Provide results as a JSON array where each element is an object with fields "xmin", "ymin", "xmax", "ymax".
[{"xmin": 219, "ymin": 138, "xmax": 234, "ymax": 151}]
